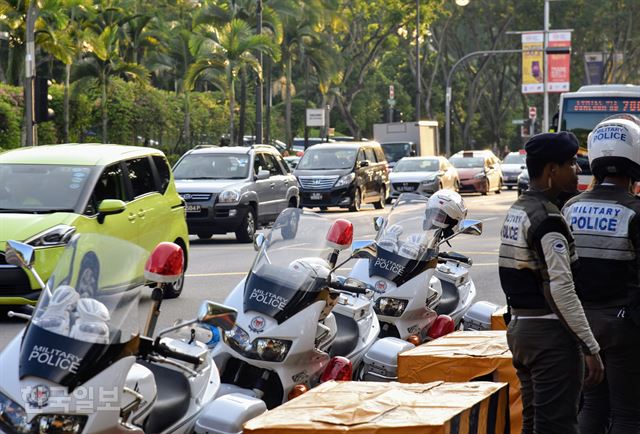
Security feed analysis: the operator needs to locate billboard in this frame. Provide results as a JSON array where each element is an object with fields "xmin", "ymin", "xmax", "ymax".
[{"xmin": 522, "ymin": 31, "xmax": 572, "ymax": 94}]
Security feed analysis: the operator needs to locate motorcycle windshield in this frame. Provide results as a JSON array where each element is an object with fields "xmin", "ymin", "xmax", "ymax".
[
  {"xmin": 371, "ymin": 193, "xmax": 440, "ymax": 285},
  {"xmin": 19, "ymin": 234, "xmax": 147, "ymax": 391},
  {"xmin": 244, "ymin": 208, "xmax": 334, "ymax": 324}
]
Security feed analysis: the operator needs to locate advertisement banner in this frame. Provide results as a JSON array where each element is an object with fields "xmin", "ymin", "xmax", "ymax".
[
  {"xmin": 522, "ymin": 33, "xmax": 544, "ymax": 94},
  {"xmin": 584, "ymin": 52, "xmax": 604, "ymax": 85},
  {"xmin": 547, "ymin": 31, "xmax": 571, "ymax": 92}
]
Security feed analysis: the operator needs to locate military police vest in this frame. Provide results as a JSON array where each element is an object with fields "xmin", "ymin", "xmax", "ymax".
[
  {"xmin": 563, "ymin": 185, "xmax": 640, "ymax": 306},
  {"xmin": 499, "ymin": 191, "xmax": 578, "ymax": 311}
]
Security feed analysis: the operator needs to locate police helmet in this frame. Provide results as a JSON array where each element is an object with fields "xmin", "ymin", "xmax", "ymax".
[
  {"xmin": 588, "ymin": 114, "xmax": 640, "ymax": 181},
  {"xmin": 425, "ymin": 189, "xmax": 467, "ymax": 233}
]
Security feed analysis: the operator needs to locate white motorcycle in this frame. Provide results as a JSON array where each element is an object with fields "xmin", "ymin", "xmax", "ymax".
[
  {"xmin": 345, "ymin": 193, "xmax": 483, "ymax": 380},
  {"xmin": 0, "ymin": 233, "xmax": 265, "ymax": 434},
  {"xmin": 210, "ymin": 208, "xmax": 380, "ymax": 409}
]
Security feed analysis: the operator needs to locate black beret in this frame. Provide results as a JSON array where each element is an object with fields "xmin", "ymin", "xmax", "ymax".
[{"xmin": 524, "ymin": 132, "xmax": 579, "ymax": 164}]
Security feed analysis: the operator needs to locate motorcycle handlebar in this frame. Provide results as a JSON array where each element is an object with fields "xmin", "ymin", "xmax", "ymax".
[
  {"xmin": 438, "ymin": 251, "xmax": 472, "ymax": 265},
  {"xmin": 329, "ymin": 280, "xmax": 368, "ymax": 295},
  {"xmin": 156, "ymin": 342, "xmax": 202, "ymax": 366}
]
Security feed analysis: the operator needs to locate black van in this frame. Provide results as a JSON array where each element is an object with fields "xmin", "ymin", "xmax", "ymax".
[{"xmin": 294, "ymin": 142, "xmax": 390, "ymax": 211}]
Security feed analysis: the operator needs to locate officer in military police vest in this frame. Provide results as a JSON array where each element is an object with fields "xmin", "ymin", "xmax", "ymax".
[
  {"xmin": 563, "ymin": 114, "xmax": 640, "ymax": 434},
  {"xmin": 499, "ymin": 131, "xmax": 604, "ymax": 434}
]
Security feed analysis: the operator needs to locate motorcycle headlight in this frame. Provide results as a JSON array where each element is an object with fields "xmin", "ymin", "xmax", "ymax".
[
  {"xmin": 224, "ymin": 325, "xmax": 251, "ymax": 353},
  {"xmin": 26, "ymin": 225, "xmax": 76, "ymax": 247},
  {"xmin": 254, "ymin": 338, "xmax": 292, "ymax": 362},
  {"xmin": 219, "ymin": 190, "xmax": 240, "ymax": 203},
  {"xmin": 473, "ymin": 172, "xmax": 487, "ymax": 179},
  {"xmin": 374, "ymin": 297, "xmax": 408, "ymax": 317},
  {"xmin": 0, "ymin": 390, "xmax": 87, "ymax": 434},
  {"xmin": 334, "ymin": 173, "xmax": 355, "ymax": 188}
]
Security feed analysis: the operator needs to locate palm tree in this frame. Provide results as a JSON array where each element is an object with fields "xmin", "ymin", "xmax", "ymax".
[
  {"xmin": 186, "ymin": 18, "xmax": 277, "ymax": 145},
  {"xmin": 72, "ymin": 24, "xmax": 148, "ymax": 143}
]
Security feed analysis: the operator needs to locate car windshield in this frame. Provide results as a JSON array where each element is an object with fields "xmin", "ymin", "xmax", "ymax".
[
  {"xmin": 449, "ymin": 157, "xmax": 485, "ymax": 168},
  {"xmin": 381, "ymin": 143, "xmax": 413, "ymax": 163},
  {"xmin": 394, "ymin": 158, "xmax": 439, "ymax": 172},
  {"xmin": 297, "ymin": 148, "xmax": 357, "ymax": 170},
  {"xmin": 0, "ymin": 164, "xmax": 93, "ymax": 213},
  {"xmin": 173, "ymin": 154, "xmax": 250, "ymax": 179},
  {"xmin": 503, "ymin": 153, "xmax": 526, "ymax": 165}
]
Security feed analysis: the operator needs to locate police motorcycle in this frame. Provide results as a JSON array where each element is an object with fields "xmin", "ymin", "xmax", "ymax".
[
  {"xmin": 209, "ymin": 208, "xmax": 380, "ymax": 410},
  {"xmin": 0, "ymin": 233, "xmax": 266, "ymax": 434},
  {"xmin": 345, "ymin": 191, "xmax": 483, "ymax": 379}
]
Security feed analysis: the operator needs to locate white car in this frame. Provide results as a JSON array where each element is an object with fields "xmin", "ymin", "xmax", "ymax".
[
  {"xmin": 389, "ymin": 156, "xmax": 459, "ymax": 200},
  {"xmin": 500, "ymin": 151, "xmax": 527, "ymax": 189}
]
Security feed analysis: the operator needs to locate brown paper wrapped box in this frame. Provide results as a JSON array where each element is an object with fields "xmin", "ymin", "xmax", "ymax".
[
  {"xmin": 397, "ymin": 331, "xmax": 521, "ymax": 434},
  {"xmin": 244, "ymin": 380, "xmax": 509, "ymax": 434},
  {"xmin": 491, "ymin": 306, "xmax": 508, "ymax": 331}
]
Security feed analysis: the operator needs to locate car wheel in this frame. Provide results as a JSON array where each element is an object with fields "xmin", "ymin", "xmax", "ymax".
[
  {"xmin": 77, "ymin": 254, "xmax": 99, "ymax": 298},
  {"xmin": 197, "ymin": 232, "xmax": 212, "ymax": 239},
  {"xmin": 373, "ymin": 187, "xmax": 385, "ymax": 210},
  {"xmin": 162, "ymin": 272, "xmax": 184, "ymax": 299},
  {"xmin": 507, "ymin": 185, "xmax": 513, "ymax": 190},
  {"xmin": 236, "ymin": 208, "xmax": 256, "ymax": 243},
  {"xmin": 349, "ymin": 188, "xmax": 363, "ymax": 212},
  {"xmin": 495, "ymin": 179, "xmax": 502, "ymax": 194},
  {"xmin": 319, "ymin": 206, "xmax": 328, "ymax": 211}
]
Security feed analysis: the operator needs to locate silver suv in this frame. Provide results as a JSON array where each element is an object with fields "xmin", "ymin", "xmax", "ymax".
[{"xmin": 173, "ymin": 145, "xmax": 299, "ymax": 242}]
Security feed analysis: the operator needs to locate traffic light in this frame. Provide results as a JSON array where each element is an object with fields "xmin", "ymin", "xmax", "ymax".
[
  {"xmin": 34, "ymin": 77, "xmax": 54, "ymax": 123},
  {"xmin": 392, "ymin": 108, "xmax": 403, "ymax": 122}
]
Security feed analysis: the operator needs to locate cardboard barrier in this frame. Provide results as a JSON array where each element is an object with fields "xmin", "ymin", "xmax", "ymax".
[
  {"xmin": 491, "ymin": 306, "xmax": 508, "ymax": 331},
  {"xmin": 397, "ymin": 331, "xmax": 521, "ymax": 434},
  {"xmin": 244, "ymin": 380, "xmax": 510, "ymax": 434}
]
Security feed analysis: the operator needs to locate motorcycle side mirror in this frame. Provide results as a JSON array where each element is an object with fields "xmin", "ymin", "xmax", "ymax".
[
  {"xmin": 459, "ymin": 219, "xmax": 483, "ymax": 236},
  {"xmin": 198, "ymin": 301, "xmax": 237, "ymax": 331},
  {"xmin": 5, "ymin": 240, "xmax": 35, "ymax": 269},
  {"xmin": 351, "ymin": 240, "xmax": 377, "ymax": 259},
  {"xmin": 254, "ymin": 233, "xmax": 266, "ymax": 251},
  {"xmin": 373, "ymin": 216, "xmax": 385, "ymax": 232},
  {"xmin": 144, "ymin": 242, "xmax": 184, "ymax": 284},
  {"xmin": 326, "ymin": 219, "xmax": 354, "ymax": 251}
]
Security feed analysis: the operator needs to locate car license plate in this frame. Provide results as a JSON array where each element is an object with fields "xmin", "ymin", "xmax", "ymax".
[
  {"xmin": 310, "ymin": 193, "xmax": 323, "ymax": 200},
  {"xmin": 399, "ymin": 186, "xmax": 415, "ymax": 192},
  {"xmin": 186, "ymin": 204, "xmax": 201, "ymax": 213}
]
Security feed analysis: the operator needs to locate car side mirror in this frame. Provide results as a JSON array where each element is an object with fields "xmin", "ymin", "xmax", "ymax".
[
  {"xmin": 459, "ymin": 219, "xmax": 483, "ymax": 236},
  {"xmin": 97, "ymin": 199, "xmax": 126, "ymax": 224},
  {"xmin": 5, "ymin": 240, "xmax": 35, "ymax": 269},
  {"xmin": 198, "ymin": 301, "xmax": 237, "ymax": 331},
  {"xmin": 358, "ymin": 160, "xmax": 370, "ymax": 168},
  {"xmin": 256, "ymin": 169, "xmax": 270, "ymax": 180}
]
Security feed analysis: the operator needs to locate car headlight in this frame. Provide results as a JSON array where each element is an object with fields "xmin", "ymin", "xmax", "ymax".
[
  {"xmin": 26, "ymin": 225, "xmax": 76, "ymax": 247},
  {"xmin": 224, "ymin": 326, "xmax": 292, "ymax": 362},
  {"xmin": 0, "ymin": 390, "xmax": 87, "ymax": 433},
  {"xmin": 374, "ymin": 297, "xmax": 408, "ymax": 317},
  {"xmin": 219, "ymin": 190, "xmax": 240, "ymax": 203},
  {"xmin": 334, "ymin": 173, "xmax": 355, "ymax": 188},
  {"xmin": 473, "ymin": 172, "xmax": 487, "ymax": 179},
  {"xmin": 421, "ymin": 176, "xmax": 437, "ymax": 184}
]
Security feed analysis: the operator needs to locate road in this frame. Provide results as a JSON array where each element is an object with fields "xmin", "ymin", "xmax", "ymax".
[{"xmin": 0, "ymin": 190, "xmax": 516, "ymax": 349}]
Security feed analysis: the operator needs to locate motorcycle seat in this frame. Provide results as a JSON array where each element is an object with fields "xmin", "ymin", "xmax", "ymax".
[
  {"xmin": 139, "ymin": 361, "xmax": 191, "ymax": 434},
  {"xmin": 435, "ymin": 280, "xmax": 460, "ymax": 316},
  {"xmin": 329, "ymin": 313, "xmax": 359, "ymax": 357}
]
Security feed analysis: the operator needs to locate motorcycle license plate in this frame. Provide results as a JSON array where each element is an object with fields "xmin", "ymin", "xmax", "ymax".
[
  {"xmin": 186, "ymin": 204, "xmax": 201, "ymax": 213},
  {"xmin": 310, "ymin": 193, "xmax": 323, "ymax": 200}
]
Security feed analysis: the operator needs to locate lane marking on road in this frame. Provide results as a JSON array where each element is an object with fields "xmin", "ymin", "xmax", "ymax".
[
  {"xmin": 471, "ymin": 262, "xmax": 498, "ymax": 267},
  {"xmin": 187, "ymin": 267, "xmax": 353, "ymax": 278},
  {"xmin": 481, "ymin": 217, "xmax": 498, "ymax": 222}
]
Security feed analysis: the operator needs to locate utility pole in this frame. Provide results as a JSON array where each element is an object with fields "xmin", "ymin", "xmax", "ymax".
[
  {"xmin": 255, "ymin": 0, "xmax": 264, "ymax": 144},
  {"xmin": 415, "ymin": 0, "xmax": 421, "ymax": 122},
  {"xmin": 543, "ymin": 0, "xmax": 550, "ymax": 132},
  {"xmin": 24, "ymin": 0, "xmax": 38, "ymax": 146}
]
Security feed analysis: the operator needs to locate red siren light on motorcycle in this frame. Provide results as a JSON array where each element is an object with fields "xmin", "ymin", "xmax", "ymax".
[
  {"xmin": 320, "ymin": 356, "xmax": 353, "ymax": 382},
  {"xmin": 145, "ymin": 242, "xmax": 184, "ymax": 283},
  {"xmin": 326, "ymin": 219, "xmax": 354, "ymax": 250},
  {"xmin": 427, "ymin": 315, "xmax": 455, "ymax": 340}
]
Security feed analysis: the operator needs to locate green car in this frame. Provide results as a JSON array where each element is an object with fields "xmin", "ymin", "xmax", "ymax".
[{"xmin": 0, "ymin": 144, "xmax": 189, "ymax": 305}]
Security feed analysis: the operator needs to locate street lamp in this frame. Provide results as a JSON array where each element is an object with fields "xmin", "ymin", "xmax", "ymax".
[
  {"xmin": 415, "ymin": 0, "xmax": 469, "ymax": 122},
  {"xmin": 255, "ymin": 0, "xmax": 263, "ymax": 144}
]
